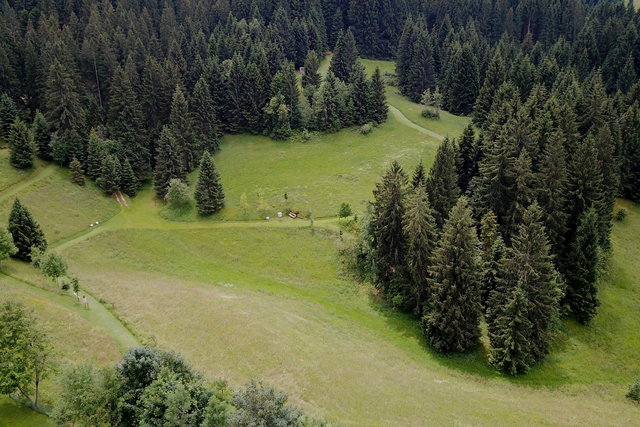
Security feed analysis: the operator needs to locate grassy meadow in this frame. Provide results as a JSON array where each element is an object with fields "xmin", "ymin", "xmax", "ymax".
[{"xmin": 0, "ymin": 60, "xmax": 639, "ymax": 425}]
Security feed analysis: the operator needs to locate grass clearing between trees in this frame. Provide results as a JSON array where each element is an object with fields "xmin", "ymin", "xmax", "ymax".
[{"xmin": 0, "ymin": 73, "xmax": 639, "ymax": 425}]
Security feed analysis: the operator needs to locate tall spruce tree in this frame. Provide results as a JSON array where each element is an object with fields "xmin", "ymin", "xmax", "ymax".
[
  {"xmin": 369, "ymin": 68, "xmax": 388, "ymax": 124},
  {"xmin": 423, "ymin": 197, "xmax": 483, "ymax": 353},
  {"xmin": 411, "ymin": 161, "xmax": 426, "ymax": 189},
  {"xmin": 0, "ymin": 93, "xmax": 17, "ymax": 142},
  {"xmin": 425, "ymin": 138, "xmax": 460, "ymax": 230},
  {"xmin": 7, "ymin": 199, "xmax": 47, "ymax": 261},
  {"xmin": 85, "ymin": 130, "xmax": 107, "ymax": 180},
  {"xmin": 96, "ymin": 155, "xmax": 121, "ymax": 194},
  {"xmin": 330, "ymin": 29, "xmax": 358, "ymax": 82},
  {"xmin": 489, "ymin": 285, "xmax": 534, "ymax": 375},
  {"xmin": 314, "ymin": 71, "xmax": 341, "ymax": 132},
  {"xmin": 620, "ymin": 103, "xmax": 640, "ymax": 202},
  {"xmin": 445, "ymin": 43, "xmax": 480, "ymax": 116},
  {"xmin": 31, "ymin": 111, "xmax": 51, "ymax": 160},
  {"xmin": 191, "ymin": 77, "xmax": 220, "ymax": 154},
  {"xmin": 69, "ymin": 158, "xmax": 84, "ymax": 186},
  {"xmin": 403, "ymin": 185, "xmax": 437, "ymax": 315},
  {"xmin": 169, "ymin": 85, "xmax": 196, "ymax": 172},
  {"xmin": 154, "ymin": 126, "xmax": 185, "ymax": 199},
  {"xmin": 371, "ymin": 161, "xmax": 407, "ymax": 292},
  {"xmin": 119, "ymin": 159, "xmax": 138, "ymax": 197},
  {"xmin": 350, "ymin": 64, "xmax": 372, "ymax": 125},
  {"xmin": 406, "ymin": 29, "xmax": 436, "ymax": 102},
  {"xmin": 302, "ymin": 50, "xmax": 321, "ymax": 88},
  {"xmin": 9, "ymin": 119, "xmax": 34, "ymax": 169},
  {"xmin": 195, "ymin": 152, "xmax": 225, "ymax": 216},
  {"xmin": 474, "ymin": 50, "xmax": 506, "ymax": 127},
  {"xmin": 456, "ymin": 124, "xmax": 478, "ymax": 193},
  {"xmin": 565, "ymin": 208, "xmax": 600, "ymax": 324}
]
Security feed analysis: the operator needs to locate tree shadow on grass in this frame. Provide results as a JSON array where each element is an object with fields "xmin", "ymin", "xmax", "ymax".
[{"xmin": 365, "ymin": 290, "xmax": 573, "ymax": 388}]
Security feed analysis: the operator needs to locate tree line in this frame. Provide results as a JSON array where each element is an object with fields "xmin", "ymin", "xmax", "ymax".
[
  {"xmin": 0, "ymin": 0, "xmax": 388, "ymax": 199},
  {"xmin": 349, "ymin": 71, "xmax": 622, "ymax": 373}
]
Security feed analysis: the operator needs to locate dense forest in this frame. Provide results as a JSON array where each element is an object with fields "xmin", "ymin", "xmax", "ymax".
[{"xmin": 1, "ymin": 0, "xmax": 639, "ymax": 383}]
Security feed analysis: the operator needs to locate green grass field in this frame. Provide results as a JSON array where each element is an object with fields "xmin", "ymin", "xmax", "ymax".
[{"xmin": 1, "ymin": 62, "xmax": 639, "ymax": 425}]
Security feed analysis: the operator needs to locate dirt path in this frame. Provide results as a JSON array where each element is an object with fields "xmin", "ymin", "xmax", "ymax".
[
  {"xmin": 0, "ymin": 164, "xmax": 55, "ymax": 203},
  {"xmin": 114, "ymin": 191, "xmax": 129, "ymax": 208},
  {"xmin": 388, "ymin": 105, "xmax": 445, "ymax": 141}
]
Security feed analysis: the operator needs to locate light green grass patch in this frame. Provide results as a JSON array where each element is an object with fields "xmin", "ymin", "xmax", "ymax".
[
  {"xmin": 0, "ymin": 150, "xmax": 44, "ymax": 193},
  {"xmin": 0, "ymin": 396, "xmax": 53, "ymax": 427}
]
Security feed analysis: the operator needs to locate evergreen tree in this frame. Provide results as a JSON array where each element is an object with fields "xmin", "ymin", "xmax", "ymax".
[
  {"xmin": 371, "ymin": 161, "xmax": 407, "ymax": 291},
  {"xmin": 263, "ymin": 95, "xmax": 291, "ymax": 140},
  {"xmin": 406, "ymin": 29, "xmax": 435, "ymax": 102},
  {"xmin": 565, "ymin": 208, "xmax": 600, "ymax": 324},
  {"xmin": 425, "ymin": 138, "xmax": 460, "ymax": 230},
  {"xmin": 31, "ymin": 111, "xmax": 51, "ymax": 161},
  {"xmin": 69, "ymin": 157, "xmax": 85, "ymax": 186},
  {"xmin": 423, "ymin": 197, "xmax": 483, "ymax": 353},
  {"xmin": 270, "ymin": 63, "xmax": 301, "ymax": 128},
  {"xmin": 7, "ymin": 198, "xmax": 47, "ymax": 261},
  {"xmin": 313, "ymin": 71, "xmax": 341, "ymax": 132},
  {"xmin": 330, "ymin": 29, "xmax": 358, "ymax": 82},
  {"xmin": 195, "ymin": 152, "xmax": 225, "ymax": 216},
  {"xmin": 0, "ymin": 93, "xmax": 17, "ymax": 142},
  {"xmin": 402, "ymin": 185, "xmax": 437, "ymax": 315},
  {"xmin": 411, "ymin": 161, "xmax": 426, "ymax": 189},
  {"xmin": 169, "ymin": 85, "xmax": 196, "ymax": 172},
  {"xmin": 0, "ymin": 226, "xmax": 17, "ymax": 268},
  {"xmin": 456, "ymin": 124, "xmax": 478, "ymax": 193},
  {"xmin": 498, "ymin": 203, "xmax": 561, "ymax": 361},
  {"xmin": 119, "ymin": 160, "xmax": 138, "ymax": 197},
  {"xmin": 620, "ymin": 103, "xmax": 640, "ymax": 202},
  {"xmin": 154, "ymin": 126, "xmax": 185, "ymax": 199},
  {"xmin": 445, "ymin": 43, "xmax": 480, "ymax": 116},
  {"xmin": 96, "ymin": 155, "xmax": 121, "ymax": 195},
  {"xmin": 85, "ymin": 130, "xmax": 107, "ymax": 180},
  {"xmin": 350, "ymin": 64, "xmax": 372, "ymax": 125},
  {"xmin": 475, "ymin": 50, "xmax": 506, "ymax": 127},
  {"xmin": 9, "ymin": 119, "xmax": 34, "ymax": 169},
  {"xmin": 369, "ymin": 68, "xmax": 388, "ymax": 124},
  {"xmin": 302, "ymin": 51, "xmax": 321, "ymax": 88},
  {"xmin": 191, "ymin": 77, "xmax": 220, "ymax": 154},
  {"xmin": 506, "ymin": 149, "xmax": 536, "ymax": 236},
  {"xmin": 489, "ymin": 285, "xmax": 534, "ymax": 375}
]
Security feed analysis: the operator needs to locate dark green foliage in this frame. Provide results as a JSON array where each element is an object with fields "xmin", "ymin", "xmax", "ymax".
[
  {"xmin": 7, "ymin": 198, "xmax": 47, "ymax": 261},
  {"xmin": 97, "ymin": 155, "xmax": 121, "ymax": 195},
  {"xmin": 229, "ymin": 381, "xmax": 302, "ymax": 426},
  {"xmin": 620, "ymin": 103, "xmax": 640, "ymax": 203},
  {"xmin": 350, "ymin": 64, "xmax": 372, "ymax": 126},
  {"xmin": 119, "ymin": 159, "xmax": 138, "ymax": 197},
  {"xmin": 628, "ymin": 380, "xmax": 640, "ymax": 402},
  {"xmin": 489, "ymin": 285, "xmax": 534, "ymax": 375},
  {"xmin": 406, "ymin": 29, "xmax": 436, "ymax": 102},
  {"xmin": 155, "ymin": 126, "xmax": 186, "ymax": 199},
  {"xmin": 195, "ymin": 152, "xmax": 225, "ymax": 216},
  {"xmin": 31, "ymin": 111, "xmax": 51, "ymax": 160},
  {"xmin": 263, "ymin": 95, "xmax": 292, "ymax": 140},
  {"xmin": 565, "ymin": 209, "xmax": 600, "ymax": 324},
  {"xmin": 271, "ymin": 63, "xmax": 302, "ymax": 128},
  {"xmin": 9, "ymin": 119, "xmax": 34, "ymax": 169},
  {"xmin": 302, "ymin": 51, "xmax": 321, "ymax": 88},
  {"xmin": 403, "ymin": 185, "xmax": 437, "ymax": 315},
  {"xmin": 444, "ymin": 43, "xmax": 480, "ymax": 116},
  {"xmin": 423, "ymin": 197, "xmax": 482, "ymax": 353},
  {"xmin": 85, "ymin": 130, "xmax": 107, "ymax": 180},
  {"xmin": 169, "ymin": 85, "xmax": 196, "ymax": 172},
  {"xmin": 369, "ymin": 68, "xmax": 388, "ymax": 124},
  {"xmin": 506, "ymin": 149, "xmax": 536, "ymax": 235},
  {"xmin": 371, "ymin": 161, "xmax": 407, "ymax": 291},
  {"xmin": 0, "ymin": 93, "xmax": 17, "ymax": 142},
  {"xmin": 330, "ymin": 29, "xmax": 358, "ymax": 82},
  {"xmin": 44, "ymin": 59, "xmax": 84, "ymax": 153},
  {"xmin": 338, "ymin": 203, "xmax": 352, "ymax": 218},
  {"xmin": 456, "ymin": 124, "xmax": 478, "ymax": 193},
  {"xmin": 425, "ymin": 138, "xmax": 460, "ymax": 230},
  {"xmin": 475, "ymin": 51, "xmax": 506, "ymax": 127},
  {"xmin": 411, "ymin": 161, "xmax": 426, "ymax": 189},
  {"xmin": 191, "ymin": 77, "xmax": 220, "ymax": 154},
  {"xmin": 313, "ymin": 71, "xmax": 341, "ymax": 132},
  {"xmin": 69, "ymin": 157, "xmax": 85, "ymax": 186}
]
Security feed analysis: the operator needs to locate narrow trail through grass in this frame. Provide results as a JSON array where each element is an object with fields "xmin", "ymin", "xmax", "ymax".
[
  {"xmin": 389, "ymin": 105, "xmax": 444, "ymax": 140},
  {"xmin": 0, "ymin": 164, "xmax": 54, "ymax": 204}
]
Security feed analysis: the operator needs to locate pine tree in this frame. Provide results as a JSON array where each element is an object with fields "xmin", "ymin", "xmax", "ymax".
[
  {"xmin": 565, "ymin": 208, "xmax": 600, "ymax": 324},
  {"xmin": 31, "ymin": 111, "xmax": 51, "ymax": 161},
  {"xmin": 411, "ymin": 161, "xmax": 426, "ymax": 189},
  {"xmin": 313, "ymin": 71, "xmax": 341, "ymax": 132},
  {"xmin": 192, "ymin": 77, "xmax": 220, "ymax": 154},
  {"xmin": 302, "ymin": 50, "xmax": 321, "ymax": 88},
  {"xmin": 489, "ymin": 285, "xmax": 534, "ymax": 375},
  {"xmin": 119, "ymin": 159, "xmax": 138, "ymax": 197},
  {"xmin": 406, "ymin": 29, "xmax": 435, "ymax": 102},
  {"xmin": 270, "ymin": 63, "xmax": 301, "ymax": 128},
  {"xmin": 350, "ymin": 64, "xmax": 372, "ymax": 125},
  {"xmin": 445, "ymin": 43, "xmax": 480, "ymax": 116},
  {"xmin": 9, "ymin": 119, "xmax": 34, "ymax": 169},
  {"xmin": 506, "ymin": 149, "xmax": 536, "ymax": 236},
  {"xmin": 423, "ymin": 197, "xmax": 483, "ymax": 353},
  {"xmin": 371, "ymin": 161, "xmax": 407, "ymax": 291},
  {"xmin": 403, "ymin": 185, "xmax": 437, "ymax": 315},
  {"xmin": 169, "ymin": 85, "xmax": 196, "ymax": 172},
  {"xmin": 263, "ymin": 95, "xmax": 291, "ymax": 140},
  {"xmin": 195, "ymin": 152, "xmax": 225, "ymax": 216},
  {"xmin": 369, "ymin": 68, "xmax": 388, "ymax": 124},
  {"xmin": 96, "ymin": 155, "xmax": 121, "ymax": 195},
  {"xmin": 69, "ymin": 158, "xmax": 85, "ymax": 186},
  {"xmin": 425, "ymin": 138, "xmax": 460, "ymax": 230},
  {"xmin": 0, "ymin": 93, "xmax": 17, "ymax": 142},
  {"xmin": 85, "ymin": 130, "xmax": 107, "ymax": 180},
  {"xmin": 474, "ymin": 50, "xmax": 506, "ymax": 127},
  {"xmin": 330, "ymin": 29, "xmax": 358, "ymax": 82},
  {"xmin": 7, "ymin": 198, "xmax": 47, "ymax": 261},
  {"xmin": 499, "ymin": 203, "xmax": 561, "ymax": 361},
  {"xmin": 456, "ymin": 124, "xmax": 478, "ymax": 193},
  {"xmin": 154, "ymin": 126, "xmax": 186, "ymax": 199},
  {"xmin": 620, "ymin": 103, "xmax": 640, "ymax": 203}
]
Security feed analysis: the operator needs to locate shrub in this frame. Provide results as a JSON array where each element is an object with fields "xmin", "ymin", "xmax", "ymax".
[
  {"xmin": 627, "ymin": 379, "xmax": 640, "ymax": 402},
  {"xmin": 421, "ymin": 107, "xmax": 440, "ymax": 119},
  {"xmin": 615, "ymin": 208, "xmax": 627, "ymax": 221},
  {"xmin": 338, "ymin": 203, "xmax": 352, "ymax": 218},
  {"xmin": 359, "ymin": 123, "xmax": 373, "ymax": 135},
  {"xmin": 165, "ymin": 179, "xmax": 192, "ymax": 209}
]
